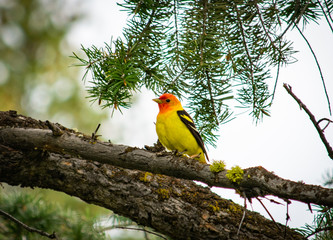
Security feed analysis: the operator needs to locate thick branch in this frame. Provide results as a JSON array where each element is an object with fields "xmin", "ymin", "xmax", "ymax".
[
  {"xmin": 0, "ymin": 111, "xmax": 332, "ymax": 207},
  {"xmin": 0, "ymin": 144, "xmax": 304, "ymax": 239}
]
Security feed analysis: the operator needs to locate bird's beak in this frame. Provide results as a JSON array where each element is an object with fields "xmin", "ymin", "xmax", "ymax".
[{"xmin": 153, "ymin": 98, "xmax": 162, "ymax": 104}]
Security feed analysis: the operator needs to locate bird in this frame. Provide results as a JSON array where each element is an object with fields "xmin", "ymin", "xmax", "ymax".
[{"xmin": 153, "ymin": 93, "xmax": 209, "ymax": 163}]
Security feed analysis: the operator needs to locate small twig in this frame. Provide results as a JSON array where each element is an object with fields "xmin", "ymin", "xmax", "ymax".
[
  {"xmin": 98, "ymin": 223, "xmax": 132, "ymax": 232},
  {"xmin": 317, "ymin": 0, "xmax": 333, "ymax": 34},
  {"xmin": 271, "ymin": 36, "xmax": 283, "ymax": 105},
  {"xmin": 103, "ymin": 226, "xmax": 168, "ymax": 240},
  {"xmin": 273, "ymin": 1, "xmax": 310, "ymax": 43},
  {"xmin": 308, "ymin": 203, "xmax": 313, "ymax": 214},
  {"xmin": 263, "ymin": 196, "xmax": 283, "ymax": 205},
  {"xmin": 205, "ymin": 70, "xmax": 219, "ymax": 125},
  {"xmin": 234, "ymin": 3, "xmax": 256, "ymax": 110},
  {"xmin": 317, "ymin": 118, "xmax": 333, "ymax": 125},
  {"xmin": 271, "ymin": 61, "xmax": 281, "ymax": 104},
  {"xmin": 255, "ymin": 197, "xmax": 281, "ymax": 231},
  {"xmin": 91, "ymin": 123, "xmax": 101, "ymax": 142},
  {"xmin": 0, "ymin": 209, "xmax": 57, "ymax": 239},
  {"xmin": 200, "ymin": 0, "xmax": 208, "ymax": 65},
  {"xmin": 46, "ymin": 120, "xmax": 63, "ymax": 136},
  {"xmin": 324, "ymin": 0, "xmax": 333, "ymax": 24},
  {"xmin": 127, "ymin": 9, "xmax": 156, "ymax": 56},
  {"xmin": 237, "ymin": 193, "xmax": 247, "ymax": 236},
  {"xmin": 173, "ymin": 0, "xmax": 179, "ymax": 55},
  {"xmin": 283, "ymin": 83, "xmax": 333, "ymax": 160},
  {"xmin": 254, "ymin": 0, "xmax": 278, "ymax": 51},
  {"xmin": 293, "ymin": 22, "xmax": 332, "ymax": 115},
  {"xmin": 306, "ymin": 225, "xmax": 333, "ymax": 238},
  {"xmin": 162, "ymin": 64, "xmax": 189, "ymax": 93},
  {"xmin": 284, "ymin": 199, "xmax": 291, "ymax": 239},
  {"xmin": 317, "ymin": 118, "xmax": 333, "ymax": 132}
]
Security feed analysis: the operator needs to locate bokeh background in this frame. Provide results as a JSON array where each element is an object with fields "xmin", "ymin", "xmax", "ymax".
[{"xmin": 1, "ymin": 0, "xmax": 332, "ymax": 239}]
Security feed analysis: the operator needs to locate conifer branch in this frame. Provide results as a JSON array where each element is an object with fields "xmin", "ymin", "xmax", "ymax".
[
  {"xmin": 293, "ymin": 22, "xmax": 332, "ymax": 116},
  {"xmin": 205, "ymin": 70, "xmax": 219, "ymax": 125},
  {"xmin": 274, "ymin": 1, "xmax": 310, "ymax": 43},
  {"xmin": 294, "ymin": 23, "xmax": 332, "ymax": 115},
  {"xmin": 0, "ymin": 209, "xmax": 57, "ymax": 239},
  {"xmin": 271, "ymin": 60, "xmax": 281, "ymax": 103},
  {"xmin": 323, "ymin": 0, "xmax": 333, "ymax": 24},
  {"xmin": 72, "ymin": 0, "xmax": 332, "ymax": 145},
  {"xmin": 254, "ymin": 0, "xmax": 278, "ymax": 51},
  {"xmin": 200, "ymin": 0, "xmax": 208, "ymax": 65},
  {"xmin": 317, "ymin": 0, "xmax": 333, "ymax": 34},
  {"xmin": 233, "ymin": 3, "xmax": 256, "ymax": 110},
  {"xmin": 306, "ymin": 226, "xmax": 333, "ymax": 238},
  {"xmin": 173, "ymin": 0, "xmax": 179, "ymax": 56}
]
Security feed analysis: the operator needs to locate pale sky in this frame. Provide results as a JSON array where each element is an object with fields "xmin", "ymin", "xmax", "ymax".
[{"xmin": 67, "ymin": 0, "xmax": 333, "ymax": 232}]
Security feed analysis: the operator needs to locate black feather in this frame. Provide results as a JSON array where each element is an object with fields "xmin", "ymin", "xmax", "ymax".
[{"xmin": 177, "ymin": 110, "xmax": 209, "ymax": 161}]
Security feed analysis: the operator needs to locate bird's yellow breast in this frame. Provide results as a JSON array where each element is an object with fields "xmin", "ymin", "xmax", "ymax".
[{"xmin": 156, "ymin": 110, "xmax": 205, "ymax": 162}]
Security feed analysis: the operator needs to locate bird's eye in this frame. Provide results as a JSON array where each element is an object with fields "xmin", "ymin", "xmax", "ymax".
[{"xmin": 166, "ymin": 99, "xmax": 170, "ymax": 102}]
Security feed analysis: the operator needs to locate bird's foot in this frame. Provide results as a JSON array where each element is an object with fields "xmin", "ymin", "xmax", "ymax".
[
  {"xmin": 190, "ymin": 153, "xmax": 201, "ymax": 159},
  {"xmin": 172, "ymin": 149, "xmax": 187, "ymax": 157},
  {"xmin": 144, "ymin": 140, "xmax": 165, "ymax": 152},
  {"xmin": 156, "ymin": 150, "xmax": 169, "ymax": 157}
]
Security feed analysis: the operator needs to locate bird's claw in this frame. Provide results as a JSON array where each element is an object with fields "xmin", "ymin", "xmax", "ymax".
[
  {"xmin": 190, "ymin": 153, "xmax": 201, "ymax": 159},
  {"xmin": 156, "ymin": 151, "xmax": 169, "ymax": 157},
  {"xmin": 172, "ymin": 149, "xmax": 187, "ymax": 157}
]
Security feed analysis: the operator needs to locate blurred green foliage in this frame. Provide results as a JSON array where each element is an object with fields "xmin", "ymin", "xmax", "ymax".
[
  {"xmin": 0, "ymin": 0, "xmax": 114, "ymax": 239},
  {"xmin": 0, "ymin": 0, "xmax": 167, "ymax": 236},
  {"xmin": 0, "ymin": 189, "xmax": 108, "ymax": 240},
  {"xmin": 0, "ymin": 186, "xmax": 168, "ymax": 240},
  {"xmin": 0, "ymin": 0, "xmax": 107, "ymax": 132}
]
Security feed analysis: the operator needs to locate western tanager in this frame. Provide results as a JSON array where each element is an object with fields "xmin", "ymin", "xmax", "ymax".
[{"xmin": 153, "ymin": 93, "xmax": 209, "ymax": 163}]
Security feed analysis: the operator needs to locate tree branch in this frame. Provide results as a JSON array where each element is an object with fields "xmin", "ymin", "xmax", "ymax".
[
  {"xmin": 283, "ymin": 83, "xmax": 333, "ymax": 160},
  {"xmin": 233, "ymin": 3, "xmax": 256, "ymax": 110},
  {"xmin": 323, "ymin": 0, "xmax": 333, "ymax": 25},
  {"xmin": 205, "ymin": 70, "xmax": 219, "ymax": 125},
  {"xmin": 306, "ymin": 225, "xmax": 333, "ymax": 238},
  {"xmin": 0, "ymin": 111, "xmax": 332, "ymax": 208},
  {"xmin": 0, "ymin": 136, "xmax": 305, "ymax": 239},
  {"xmin": 103, "ymin": 226, "xmax": 168, "ymax": 240},
  {"xmin": 0, "ymin": 209, "xmax": 57, "ymax": 239},
  {"xmin": 293, "ymin": 22, "xmax": 332, "ymax": 115},
  {"xmin": 317, "ymin": 0, "xmax": 333, "ymax": 34},
  {"xmin": 274, "ymin": 0, "xmax": 310, "ymax": 43},
  {"xmin": 254, "ymin": 0, "xmax": 278, "ymax": 51}
]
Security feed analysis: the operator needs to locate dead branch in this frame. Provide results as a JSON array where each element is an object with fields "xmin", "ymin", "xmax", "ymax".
[{"xmin": 283, "ymin": 83, "xmax": 333, "ymax": 159}]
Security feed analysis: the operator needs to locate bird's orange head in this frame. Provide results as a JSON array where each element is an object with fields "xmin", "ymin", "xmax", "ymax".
[{"xmin": 153, "ymin": 93, "xmax": 183, "ymax": 113}]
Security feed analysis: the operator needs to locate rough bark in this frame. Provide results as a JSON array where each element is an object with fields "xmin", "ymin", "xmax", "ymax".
[
  {"xmin": 0, "ymin": 110, "xmax": 316, "ymax": 239},
  {"xmin": 0, "ymin": 111, "xmax": 332, "ymax": 207},
  {"xmin": 0, "ymin": 146, "xmax": 306, "ymax": 240}
]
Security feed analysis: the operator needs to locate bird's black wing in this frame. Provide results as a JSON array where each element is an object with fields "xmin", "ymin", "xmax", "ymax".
[{"xmin": 177, "ymin": 110, "xmax": 209, "ymax": 161}]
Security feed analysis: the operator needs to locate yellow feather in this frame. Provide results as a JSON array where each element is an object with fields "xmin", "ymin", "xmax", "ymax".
[
  {"xmin": 179, "ymin": 114, "xmax": 193, "ymax": 123},
  {"xmin": 156, "ymin": 110, "xmax": 206, "ymax": 163}
]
